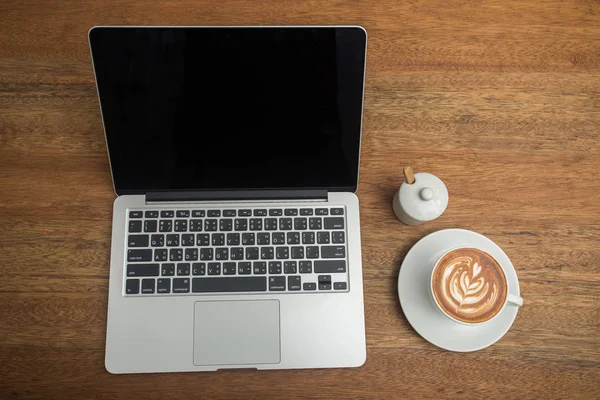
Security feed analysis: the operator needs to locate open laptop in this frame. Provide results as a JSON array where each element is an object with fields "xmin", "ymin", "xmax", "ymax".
[{"xmin": 89, "ymin": 26, "xmax": 367, "ymax": 374}]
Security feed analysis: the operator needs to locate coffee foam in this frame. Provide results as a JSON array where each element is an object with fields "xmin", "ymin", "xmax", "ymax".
[{"xmin": 432, "ymin": 248, "xmax": 507, "ymax": 324}]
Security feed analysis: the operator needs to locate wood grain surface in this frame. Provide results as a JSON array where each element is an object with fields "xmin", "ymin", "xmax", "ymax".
[{"xmin": 1, "ymin": 0, "xmax": 599, "ymax": 399}]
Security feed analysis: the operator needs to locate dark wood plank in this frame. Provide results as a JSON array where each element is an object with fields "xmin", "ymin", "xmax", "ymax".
[{"xmin": 0, "ymin": 0, "xmax": 599, "ymax": 398}]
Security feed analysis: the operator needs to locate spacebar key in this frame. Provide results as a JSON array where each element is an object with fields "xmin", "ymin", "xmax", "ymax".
[{"xmin": 192, "ymin": 277, "xmax": 267, "ymax": 292}]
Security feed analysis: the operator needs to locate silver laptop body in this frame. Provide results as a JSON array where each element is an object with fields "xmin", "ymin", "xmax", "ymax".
[{"xmin": 90, "ymin": 26, "xmax": 367, "ymax": 374}]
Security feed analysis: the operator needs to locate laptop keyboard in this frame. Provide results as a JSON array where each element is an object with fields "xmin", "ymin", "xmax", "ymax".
[{"xmin": 124, "ymin": 207, "xmax": 349, "ymax": 295}]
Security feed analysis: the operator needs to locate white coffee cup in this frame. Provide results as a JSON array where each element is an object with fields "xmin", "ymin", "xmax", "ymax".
[{"xmin": 429, "ymin": 247, "xmax": 523, "ymax": 326}]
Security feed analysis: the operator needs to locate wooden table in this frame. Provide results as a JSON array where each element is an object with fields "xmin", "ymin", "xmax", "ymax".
[{"xmin": 1, "ymin": 1, "xmax": 599, "ymax": 399}]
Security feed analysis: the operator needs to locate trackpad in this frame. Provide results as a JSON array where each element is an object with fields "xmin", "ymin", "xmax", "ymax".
[{"xmin": 193, "ymin": 300, "xmax": 280, "ymax": 366}]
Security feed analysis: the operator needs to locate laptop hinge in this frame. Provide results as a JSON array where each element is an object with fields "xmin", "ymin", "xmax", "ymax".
[{"xmin": 145, "ymin": 190, "xmax": 328, "ymax": 203}]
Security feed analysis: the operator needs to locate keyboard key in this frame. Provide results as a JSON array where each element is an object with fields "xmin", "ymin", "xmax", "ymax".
[
  {"xmin": 269, "ymin": 209, "xmax": 283, "ymax": 216},
  {"xmin": 157, "ymin": 278, "xmax": 171, "ymax": 293},
  {"xmin": 269, "ymin": 261, "xmax": 282, "ymax": 274},
  {"xmin": 324, "ymin": 217, "xmax": 345, "ymax": 230},
  {"xmin": 128, "ymin": 234, "xmax": 149, "ymax": 248},
  {"xmin": 126, "ymin": 279, "xmax": 140, "ymax": 294},
  {"xmin": 127, "ymin": 263, "xmax": 159, "ymax": 277},
  {"xmin": 204, "ymin": 219, "xmax": 218, "ymax": 231},
  {"xmin": 207, "ymin": 262, "xmax": 221, "ymax": 275},
  {"xmin": 264, "ymin": 218, "xmax": 278, "ymax": 230},
  {"xmin": 288, "ymin": 276, "xmax": 301, "ymax": 291},
  {"xmin": 334, "ymin": 282, "xmax": 347, "ymax": 290},
  {"xmin": 253, "ymin": 209, "xmax": 267, "ymax": 216},
  {"xmin": 332, "ymin": 232, "xmax": 345, "ymax": 244},
  {"xmin": 299, "ymin": 261, "xmax": 312, "ymax": 273},
  {"xmin": 181, "ymin": 234, "xmax": 195, "ymax": 246},
  {"xmin": 144, "ymin": 220, "xmax": 157, "ymax": 232},
  {"xmin": 129, "ymin": 220, "xmax": 142, "ymax": 233},
  {"xmin": 249, "ymin": 218, "xmax": 263, "ymax": 231},
  {"xmin": 177, "ymin": 262, "xmax": 191, "ymax": 276},
  {"xmin": 173, "ymin": 278, "xmax": 190, "ymax": 293},
  {"xmin": 192, "ymin": 210, "xmax": 205, "ymax": 217},
  {"xmin": 303, "ymin": 282, "xmax": 317, "ymax": 291},
  {"xmin": 196, "ymin": 234, "xmax": 210, "ymax": 246},
  {"xmin": 317, "ymin": 232, "xmax": 330, "ymax": 244},
  {"xmin": 291, "ymin": 246, "xmax": 304, "ymax": 259},
  {"xmin": 190, "ymin": 220, "xmax": 203, "ymax": 231},
  {"xmin": 223, "ymin": 209, "xmax": 236, "ymax": 217},
  {"xmin": 223, "ymin": 262, "xmax": 236, "ymax": 275},
  {"xmin": 271, "ymin": 232, "xmax": 285, "ymax": 245},
  {"xmin": 166, "ymin": 234, "xmax": 180, "ymax": 247},
  {"xmin": 238, "ymin": 209, "xmax": 252, "ymax": 216},
  {"xmin": 246, "ymin": 247, "xmax": 259, "ymax": 260},
  {"xmin": 302, "ymin": 232, "xmax": 315, "ymax": 244},
  {"xmin": 151, "ymin": 234, "xmax": 164, "ymax": 247},
  {"xmin": 129, "ymin": 211, "xmax": 143, "ymax": 218},
  {"xmin": 276, "ymin": 246, "xmax": 289, "ymax": 259},
  {"xmin": 314, "ymin": 260, "xmax": 347, "ymax": 273},
  {"xmin": 331, "ymin": 208, "xmax": 344, "ymax": 215},
  {"xmin": 286, "ymin": 232, "xmax": 300, "ymax": 244},
  {"xmin": 161, "ymin": 211, "xmax": 174, "ymax": 218},
  {"xmin": 306, "ymin": 246, "xmax": 319, "ymax": 259},
  {"xmin": 220, "ymin": 219, "xmax": 233, "ymax": 231},
  {"xmin": 235, "ymin": 218, "xmax": 248, "ymax": 231},
  {"xmin": 176, "ymin": 210, "xmax": 190, "ymax": 218},
  {"xmin": 300, "ymin": 208, "xmax": 313, "ymax": 216},
  {"xmin": 279, "ymin": 218, "xmax": 292, "ymax": 230},
  {"xmin": 284, "ymin": 261, "xmax": 297, "ymax": 274},
  {"xmin": 294, "ymin": 218, "xmax": 307, "ymax": 230},
  {"xmin": 159, "ymin": 220, "xmax": 172, "ymax": 232},
  {"xmin": 141, "ymin": 278, "xmax": 155, "ymax": 294},
  {"xmin": 315, "ymin": 208, "xmax": 328, "ymax": 215},
  {"xmin": 145, "ymin": 211, "xmax": 159, "ymax": 218},
  {"xmin": 208, "ymin": 210, "xmax": 221, "ymax": 217},
  {"xmin": 253, "ymin": 261, "xmax": 267, "ymax": 274},
  {"xmin": 261, "ymin": 247, "xmax": 274, "ymax": 260},
  {"xmin": 161, "ymin": 263, "xmax": 175, "ymax": 276},
  {"xmin": 321, "ymin": 246, "xmax": 346, "ymax": 259},
  {"xmin": 193, "ymin": 277, "xmax": 267, "ymax": 292},
  {"xmin": 174, "ymin": 220, "xmax": 188, "ymax": 232},
  {"xmin": 192, "ymin": 263, "xmax": 206, "ymax": 275},
  {"xmin": 215, "ymin": 247, "xmax": 229, "ymax": 260},
  {"xmin": 257, "ymin": 232, "xmax": 270, "ymax": 245},
  {"xmin": 227, "ymin": 233, "xmax": 240, "ymax": 245},
  {"xmin": 269, "ymin": 276, "xmax": 286, "ymax": 291},
  {"xmin": 128, "ymin": 249, "xmax": 152, "ymax": 262},
  {"xmin": 212, "ymin": 233, "xmax": 225, "ymax": 246},
  {"xmin": 230, "ymin": 247, "xmax": 244, "ymax": 260},
  {"xmin": 318, "ymin": 275, "xmax": 332, "ymax": 290},
  {"xmin": 309, "ymin": 218, "xmax": 322, "ymax": 230},
  {"xmin": 242, "ymin": 233, "xmax": 255, "ymax": 245},
  {"xmin": 200, "ymin": 248, "xmax": 213, "ymax": 260},
  {"xmin": 184, "ymin": 248, "xmax": 198, "ymax": 261},
  {"xmin": 154, "ymin": 249, "xmax": 168, "ymax": 261},
  {"xmin": 238, "ymin": 262, "xmax": 252, "ymax": 275},
  {"xmin": 169, "ymin": 248, "xmax": 183, "ymax": 261},
  {"xmin": 284, "ymin": 208, "xmax": 298, "ymax": 216}
]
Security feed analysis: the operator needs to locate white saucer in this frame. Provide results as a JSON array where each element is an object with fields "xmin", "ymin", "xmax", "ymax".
[{"xmin": 398, "ymin": 229, "xmax": 521, "ymax": 352}]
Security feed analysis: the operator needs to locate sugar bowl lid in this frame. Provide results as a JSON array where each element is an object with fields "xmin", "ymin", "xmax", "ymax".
[{"xmin": 399, "ymin": 166, "xmax": 449, "ymax": 223}]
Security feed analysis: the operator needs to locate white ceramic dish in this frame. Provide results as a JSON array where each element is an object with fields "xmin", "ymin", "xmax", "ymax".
[{"xmin": 398, "ymin": 229, "xmax": 521, "ymax": 352}]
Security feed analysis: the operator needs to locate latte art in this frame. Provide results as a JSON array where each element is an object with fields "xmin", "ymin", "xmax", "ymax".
[{"xmin": 432, "ymin": 248, "xmax": 508, "ymax": 323}]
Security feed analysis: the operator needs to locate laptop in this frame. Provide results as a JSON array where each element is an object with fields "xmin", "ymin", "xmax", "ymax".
[{"xmin": 89, "ymin": 26, "xmax": 367, "ymax": 374}]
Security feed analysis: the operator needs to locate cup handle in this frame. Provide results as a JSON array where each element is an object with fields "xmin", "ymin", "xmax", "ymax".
[{"xmin": 507, "ymin": 293, "xmax": 523, "ymax": 307}]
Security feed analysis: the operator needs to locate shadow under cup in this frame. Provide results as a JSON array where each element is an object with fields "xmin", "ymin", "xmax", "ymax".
[{"xmin": 429, "ymin": 247, "xmax": 523, "ymax": 326}]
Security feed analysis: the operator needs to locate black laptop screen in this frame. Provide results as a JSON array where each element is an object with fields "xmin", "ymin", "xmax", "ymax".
[{"xmin": 89, "ymin": 27, "xmax": 366, "ymax": 195}]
